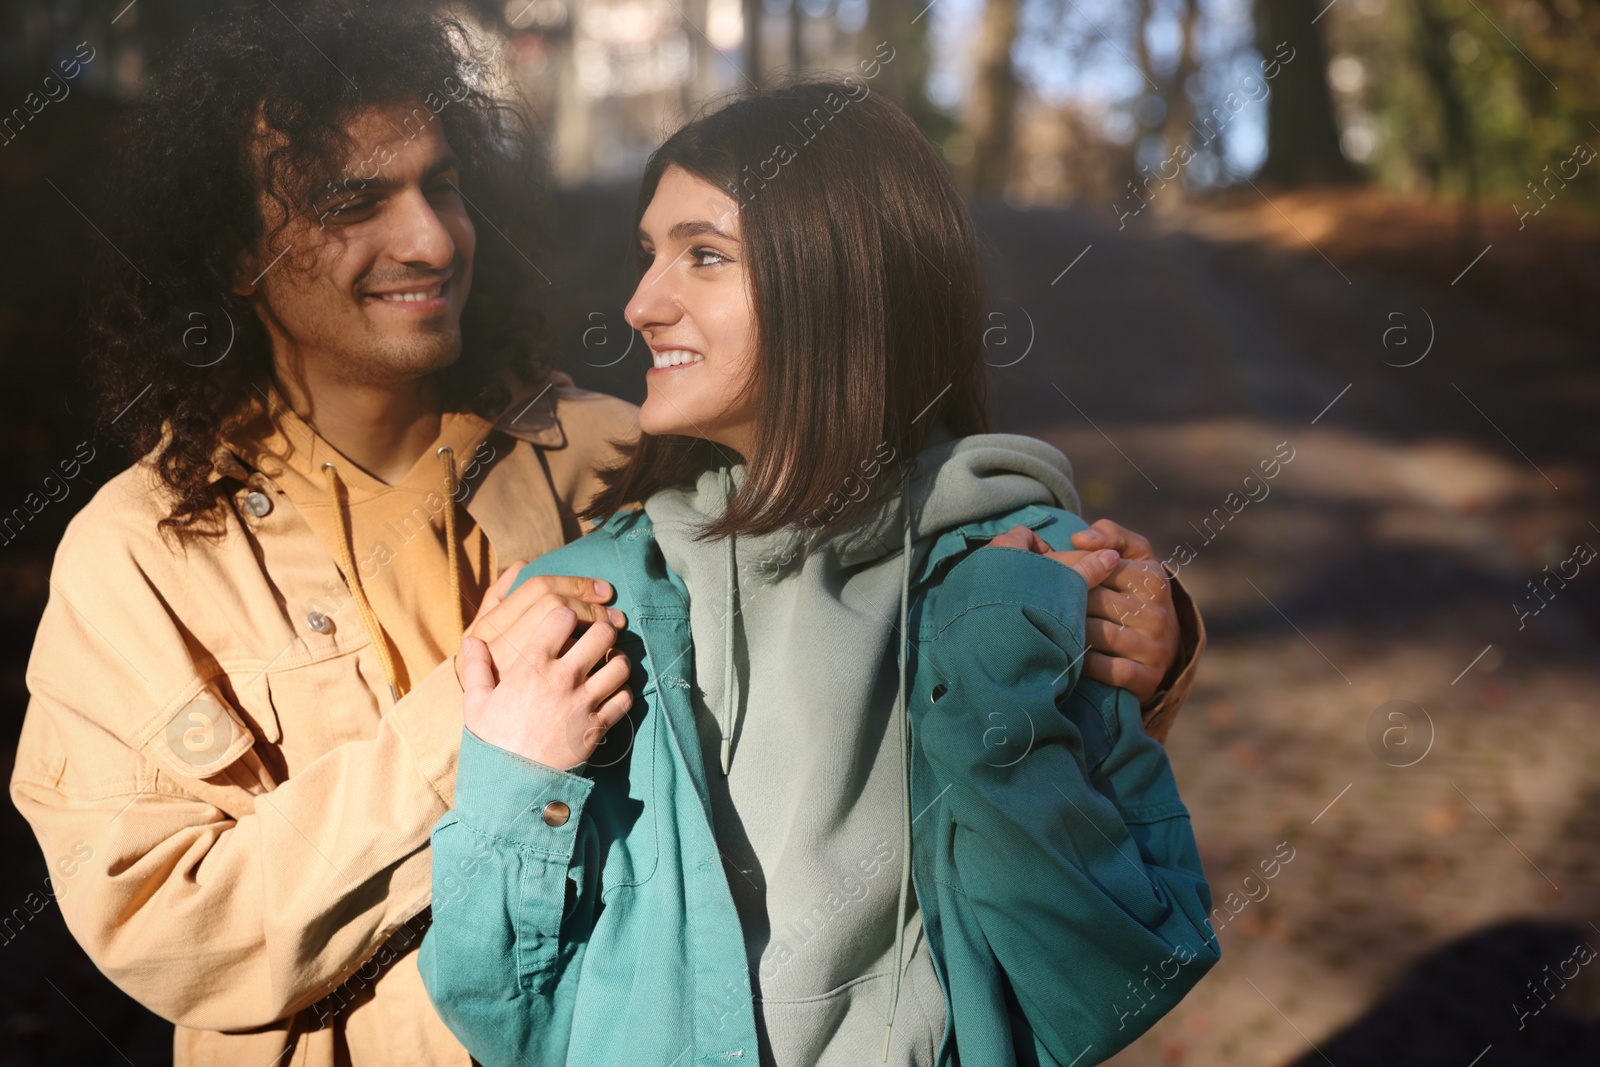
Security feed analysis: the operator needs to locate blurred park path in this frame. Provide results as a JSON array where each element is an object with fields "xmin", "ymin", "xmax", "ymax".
[{"xmin": 970, "ymin": 196, "xmax": 1600, "ymax": 1066}]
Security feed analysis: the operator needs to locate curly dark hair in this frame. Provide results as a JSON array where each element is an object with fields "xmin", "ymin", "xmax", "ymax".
[{"xmin": 89, "ymin": 0, "xmax": 551, "ymax": 535}]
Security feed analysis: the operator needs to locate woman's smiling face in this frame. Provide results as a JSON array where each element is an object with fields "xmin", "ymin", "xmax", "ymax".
[{"xmin": 625, "ymin": 165, "xmax": 759, "ymax": 456}]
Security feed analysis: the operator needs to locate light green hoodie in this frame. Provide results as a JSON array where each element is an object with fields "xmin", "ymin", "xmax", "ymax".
[{"xmin": 641, "ymin": 430, "xmax": 1081, "ymax": 1066}]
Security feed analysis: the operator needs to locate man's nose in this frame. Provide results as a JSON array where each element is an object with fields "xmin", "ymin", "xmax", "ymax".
[{"xmin": 390, "ymin": 190, "xmax": 456, "ymax": 268}]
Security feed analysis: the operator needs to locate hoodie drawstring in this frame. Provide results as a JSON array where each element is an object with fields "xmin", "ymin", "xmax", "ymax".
[
  {"xmin": 720, "ymin": 465, "xmax": 738, "ymax": 776},
  {"xmin": 882, "ymin": 462, "xmax": 913, "ymax": 1061},
  {"xmin": 320, "ymin": 452, "xmax": 465, "ymax": 707},
  {"xmin": 438, "ymin": 446, "xmax": 466, "ymax": 640}
]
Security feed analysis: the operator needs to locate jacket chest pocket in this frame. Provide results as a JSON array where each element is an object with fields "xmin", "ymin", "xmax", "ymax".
[
  {"xmin": 260, "ymin": 646, "xmax": 385, "ymax": 778},
  {"xmin": 586, "ymin": 682, "xmax": 661, "ymax": 899}
]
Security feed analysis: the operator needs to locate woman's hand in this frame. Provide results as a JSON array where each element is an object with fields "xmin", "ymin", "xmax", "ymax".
[
  {"xmin": 455, "ymin": 560, "xmax": 627, "ymax": 690},
  {"xmin": 459, "ymin": 605, "xmax": 634, "ymax": 772}
]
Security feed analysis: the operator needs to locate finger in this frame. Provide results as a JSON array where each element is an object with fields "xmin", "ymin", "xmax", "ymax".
[
  {"xmin": 459, "ymin": 634, "xmax": 498, "ymax": 698},
  {"xmin": 471, "ymin": 560, "xmax": 527, "ymax": 628},
  {"xmin": 987, "ymin": 525, "xmax": 1045, "ymax": 551},
  {"xmin": 1081, "ymin": 649, "xmax": 1160, "ymax": 702},
  {"xmin": 1022, "ymin": 530, "xmax": 1053, "ymax": 553},
  {"xmin": 471, "ymin": 573, "xmax": 612, "ymax": 650},
  {"xmin": 1066, "ymin": 548, "xmax": 1120, "ymax": 588},
  {"xmin": 1070, "ymin": 519, "xmax": 1154, "ymax": 561},
  {"xmin": 1097, "ymin": 559, "xmax": 1170, "ymax": 601},
  {"xmin": 1042, "ymin": 548, "xmax": 1092, "ymax": 575},
  {"xmin": 484, "ymin": 593, "xmax": 624, "ymax": 661},
  {"xmin": 583, "ymin": 652, "xmax": 632, "ymax": 704},
  {"xmin": 1084, "ymin": 616, "xmax": 1160, "ymax": 665},
  {"xmin": 528, "ymin": 604, "xmax": 581, "ymax": 661},
  {"xmin": 577, "ymin": 687, "xmax": 634, "ymax": 753},
  {"xmin": 563, "ymin": 617, "xmax": 620, "ymax": 675},
  {"xmin": 592, "ymin": 685, "xmax": 634, "ymax": 730},
  {"xmin": 496, "ymin": 573, "xmax": 617, "ymax": 621},
  {"xmin": 1085, "ymin": 587, "xmax": 1161, "ymax": 632},
  {"xmin": 1069, "ymin": 526, "xmax": 1108, "ymax": 548}
]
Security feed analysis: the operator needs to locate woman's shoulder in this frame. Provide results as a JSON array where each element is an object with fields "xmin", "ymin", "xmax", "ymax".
[
  {"xmin": 918, "ymin": 502, "xmax": 1087, "ymax": 587},
  {"xmin": 509, "ymin": 509, "xmax": 669, "ymax": 607}
]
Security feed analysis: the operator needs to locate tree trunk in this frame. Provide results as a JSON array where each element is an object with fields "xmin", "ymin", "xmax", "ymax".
[
  {"xmin": 963, "ymin": 0, "xmax": 1021, "ymax": 194},
  {"xmin": 743, "ymin": 0, "xmax": 764, "ymax": 87},
  {"xmin": 1255, "ymin": 0, "xmax": 1359, "ymax": 186}
]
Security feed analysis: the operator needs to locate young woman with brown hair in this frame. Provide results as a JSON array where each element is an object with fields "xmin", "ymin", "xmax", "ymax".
[{"xmin": 420, "ymin": 80, "xmax": 1219, "ymax": 1067}]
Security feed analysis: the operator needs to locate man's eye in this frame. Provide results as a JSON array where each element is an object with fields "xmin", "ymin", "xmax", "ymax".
[{"xmin": 323, "ymin": 198, "xmax": 375, "ymax": 221}]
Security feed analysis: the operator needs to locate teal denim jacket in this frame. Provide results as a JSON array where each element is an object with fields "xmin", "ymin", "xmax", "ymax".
[{"xmin": 419, "ymin": 502, "xmax": 1219, "ymax": 1066}]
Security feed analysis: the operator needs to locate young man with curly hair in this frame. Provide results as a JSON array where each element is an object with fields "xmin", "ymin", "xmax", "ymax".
[{"xmin": 9, "ymin": 3, "xmax": 1204, "ymax": 1064}]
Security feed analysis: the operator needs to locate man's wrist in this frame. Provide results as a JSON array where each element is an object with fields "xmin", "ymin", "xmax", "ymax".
[{"xmin": 1138, "ymin": 563, "xmax": 1205, "ymax": 741}]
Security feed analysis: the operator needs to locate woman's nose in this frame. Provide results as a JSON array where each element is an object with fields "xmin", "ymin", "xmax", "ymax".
[{"xmin": 625, "ymin": 264, "xmax": 680, "ymax": 333}]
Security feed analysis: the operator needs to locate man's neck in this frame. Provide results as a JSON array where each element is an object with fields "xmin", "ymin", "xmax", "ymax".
[{"xmin": 271, "ymin": 363, "xmax": 443, "ymax": 486}]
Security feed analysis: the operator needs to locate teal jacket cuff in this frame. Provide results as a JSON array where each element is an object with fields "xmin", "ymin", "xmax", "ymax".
[{"xmin": 453, "ymin": 727, "xmax": 595, "ymax": 856}]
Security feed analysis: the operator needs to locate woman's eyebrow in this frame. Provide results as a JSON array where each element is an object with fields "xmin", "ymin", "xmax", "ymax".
[{"xmin": 661, "ymin": 219, "xmax": 740, "ymax": 243}]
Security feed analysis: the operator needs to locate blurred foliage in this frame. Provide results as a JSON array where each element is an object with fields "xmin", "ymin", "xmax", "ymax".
[{"xmin": 1316, "ymin": 0, "xmax": 1599, "ymax": 208}]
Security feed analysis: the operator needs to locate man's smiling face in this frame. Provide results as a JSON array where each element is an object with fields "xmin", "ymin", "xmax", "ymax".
[{"xmin": 239, "ymin": 101, "xmax": 477, "ymax": 388}]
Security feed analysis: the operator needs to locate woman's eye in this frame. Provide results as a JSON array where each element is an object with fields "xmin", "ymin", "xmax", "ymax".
[{"xmin": 690, "ymin": 246, "xmax": 727, "ymax": 268}]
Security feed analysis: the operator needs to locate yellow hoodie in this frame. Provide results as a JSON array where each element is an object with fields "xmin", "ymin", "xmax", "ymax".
[{"xmin": 228, "ymin": 386, "xmax": 497, "ymax": 699}]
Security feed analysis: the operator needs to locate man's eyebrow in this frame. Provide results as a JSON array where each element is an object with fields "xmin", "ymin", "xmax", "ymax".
[
  {"xmin": 342, "ymin": 151, "xmax": 461, "ymax": 194},
  {"xmin": 637, "ymin": 219, "xmax": 739, "ymax": 243}
]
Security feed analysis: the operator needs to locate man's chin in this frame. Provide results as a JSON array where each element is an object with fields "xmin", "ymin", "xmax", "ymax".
[
  {"xmin": 336, "ymin": 334, "xmax": 463, "ymax": 388},
  {"xmin": 384, "ymin": 330, "xmax": 463, "ymax": 373}
]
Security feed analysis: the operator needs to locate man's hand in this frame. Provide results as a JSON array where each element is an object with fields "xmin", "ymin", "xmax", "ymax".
[
  {"xmin": 455, "ymin": 560, "xmax": 626, "ymax": 689},
  {"xmin": 987, "ymin": 520, "xmax": 1180, "ymax": 705}
]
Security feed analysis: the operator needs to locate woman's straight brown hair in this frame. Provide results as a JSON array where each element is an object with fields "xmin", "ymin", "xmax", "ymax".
[{"xmin": 582, "ymin": 78, "xmax": 988, "ymax": 539}]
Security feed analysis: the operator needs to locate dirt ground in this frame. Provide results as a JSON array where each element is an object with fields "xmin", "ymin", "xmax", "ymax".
[
  {"xmin": 1, "ymin": 186, "xmax": 1596, "ymax": 1065},
  {"xmin": 971, "ymin": 190, "xmax": 1600, "ymax": 1067}
]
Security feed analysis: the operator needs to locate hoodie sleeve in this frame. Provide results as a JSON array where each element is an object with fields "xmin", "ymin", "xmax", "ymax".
[{"xmin": 918, "ymin": 544, "xmax": 1220, "ymax": 1062}]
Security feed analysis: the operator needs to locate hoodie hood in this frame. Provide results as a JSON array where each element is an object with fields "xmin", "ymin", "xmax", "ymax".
[
  {"xmin": 647, "ymin": 427, "xmax": 1079, "ymax": 581},
  {"xmin": 641, "ymin": 429, "xmax": 1078, "ymax": 1063}
]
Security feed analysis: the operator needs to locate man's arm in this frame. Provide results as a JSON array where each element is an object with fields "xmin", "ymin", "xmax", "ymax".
[
  {"xmin": 10, "ymin": 544, "xmax": 619, "ymax": 1032},
  {"xmin": 11, "ymin": 646, "xmax": 461, "ymax": 1031}
]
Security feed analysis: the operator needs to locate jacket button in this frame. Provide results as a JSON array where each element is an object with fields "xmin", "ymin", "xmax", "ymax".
[
  {"xmin": 242, "ymin": 490, "xmax": 273, "ymax": 518},
  {"xmin": 541, "ymin": 801, "xmax": 571, "ymax": 827},
  {"xmin": 306, "ymin": 611, "xmax": 333, "ymax": 634}
]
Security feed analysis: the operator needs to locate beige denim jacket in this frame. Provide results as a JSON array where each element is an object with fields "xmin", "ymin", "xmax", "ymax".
[{"xmin": 10, "ymin": 374, "xmax": 1202, "ymax": 1067}]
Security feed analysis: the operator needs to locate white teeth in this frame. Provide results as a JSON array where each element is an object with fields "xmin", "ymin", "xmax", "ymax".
[
  {"xmin": 652, "ymin": 349, "xmax": 705, "ymax": 369},
  {"xmin": 376, "ymin": 286, "xmax": 443, "ymax": 303}
]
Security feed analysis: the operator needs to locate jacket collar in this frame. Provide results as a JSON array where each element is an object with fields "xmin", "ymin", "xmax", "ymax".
[{"xmin": 206, "ymin": 369, "xmax": 576, "ymax": 485}]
